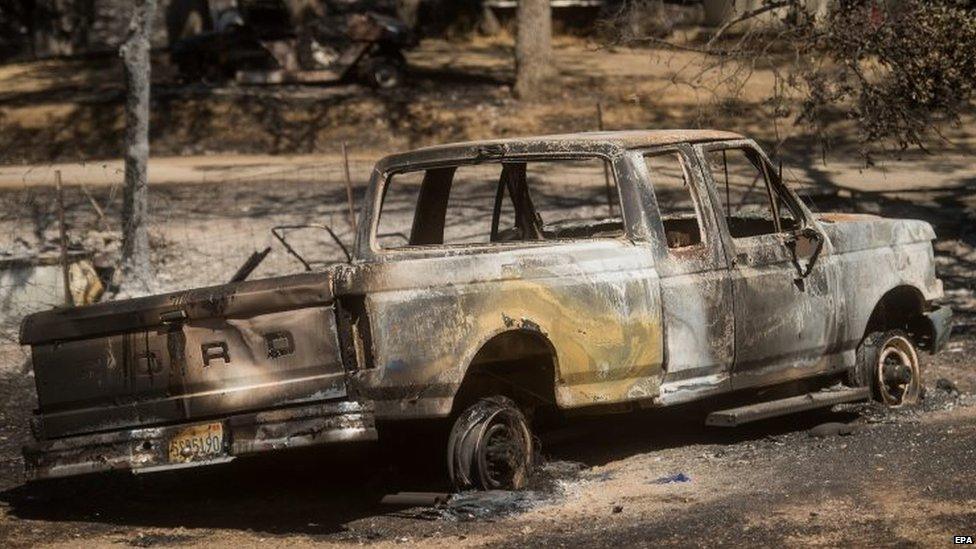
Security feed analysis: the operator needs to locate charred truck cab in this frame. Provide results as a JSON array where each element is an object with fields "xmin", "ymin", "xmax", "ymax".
[{"xmin": 20, "ymin": 131, "xmax": 952, "ymax": 488}]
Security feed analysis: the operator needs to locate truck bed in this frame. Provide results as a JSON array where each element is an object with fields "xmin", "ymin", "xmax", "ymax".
[{"xmin": 21, "ymin": 272, "xmax": 349, "ymax": 440}]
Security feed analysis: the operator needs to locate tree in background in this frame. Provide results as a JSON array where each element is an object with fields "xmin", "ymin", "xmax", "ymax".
[
  {"xmin": 514, "ymin": 0, "xmax": 554, "ymax": 99},
  {"xmin": 118, "ymin": 0, "xmax": 156, "ymax": 296},
  {"xmin": 607, "ymin": 0, "xmax": 976, "ymax": 160},
  {"xmin": 784, "ymin": 1, "xmax": 976, "ymax": 158}
]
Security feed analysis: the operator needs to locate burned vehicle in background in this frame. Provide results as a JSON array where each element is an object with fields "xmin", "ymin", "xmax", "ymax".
[
  {"xmin": 169, "ymin": 0, "xmax": 416, "ymax": 88},
  {"xmin": 19, "ymin": 131, "xmax": 952, "ymax": 490}
]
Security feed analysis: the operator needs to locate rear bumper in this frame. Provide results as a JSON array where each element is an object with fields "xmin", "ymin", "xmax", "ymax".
[
  {"xmin": 924, "ymin": 305, "xmax": 953, "ymax": 354},
  {"xmin": 23, "ymin": 400, "xmax": 376, "ymax": 481}
]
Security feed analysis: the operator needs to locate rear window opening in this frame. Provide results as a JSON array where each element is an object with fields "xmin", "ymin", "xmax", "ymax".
[
  {"xmin": 644, "ymin": 151, "xmax": 704, "ymax": 250},
  {"xmin": 375, "ymin": 157, "xmax": 622, "ymax": 250}
]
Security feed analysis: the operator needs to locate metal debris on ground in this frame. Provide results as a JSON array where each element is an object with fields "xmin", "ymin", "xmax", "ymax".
[
  {"xmin": 649, "ymin": 473, "xmax": 691, "ymax": 484},
  {"xmin": 126, "ymin": 532, "xmax": 197, "ymax": 548},
  {"xmin": 935, "ymin": 378, "xmax": 960, "ymax": 396},
  {"xmin": 436, "ymin": 490, "xmax": 547, "ymax": 521},
  {"xmin": 380, "ymin": 492, "xmax": 450, "ymax": 507},
  {"xmin": 808, "ymin": 422, "xmax": 857, "ymax": 438}
]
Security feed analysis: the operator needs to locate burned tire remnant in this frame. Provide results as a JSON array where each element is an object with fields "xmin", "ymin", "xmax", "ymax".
[
  {"xmin": 851, "ymin": 330, "xmax": 922, "ymax": 407},
  {"xmin": 360, "ymin": 55, "xmax": 406, "ymax": 89},
  {"xmin": 447, "ymin": 396, "xmax": 533, "ymax": 491}
]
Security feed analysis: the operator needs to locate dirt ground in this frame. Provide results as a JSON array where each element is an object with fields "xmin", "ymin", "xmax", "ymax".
[
  {"xmin": 1, "ymin": 35, "xmax": 975, "ymax": 548},
  {"xmin": 0, "ymin": 338, "xmax": 973, "ymax": 549},
  {"xmin": 4, "ymin": 34, "xmax": 976, "ymax": 164},
  {"xmin": 0, "ymin": 171, "xmax": 974, "ymax": 549}
]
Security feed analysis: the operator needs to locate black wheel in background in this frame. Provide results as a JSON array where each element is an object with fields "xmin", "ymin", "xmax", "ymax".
[{"xmin": 359, "ymin": 55, "xmax": 406, "ymax": 89}]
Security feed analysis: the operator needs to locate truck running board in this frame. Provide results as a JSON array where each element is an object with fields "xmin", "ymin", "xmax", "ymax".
[{"xmin": 705, "ymin": 386, "xmax": 871, "ymax": 427}]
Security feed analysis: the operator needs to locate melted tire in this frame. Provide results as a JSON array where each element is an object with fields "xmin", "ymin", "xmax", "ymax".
[{"xmin": 447, "ymin": 396, "xmax": 533, "ymax": 491}]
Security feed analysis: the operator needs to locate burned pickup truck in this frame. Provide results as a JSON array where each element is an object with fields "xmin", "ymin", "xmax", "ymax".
[{"xmin": 20, "ymin": 131, "xmax": 951, "ymax": 490}]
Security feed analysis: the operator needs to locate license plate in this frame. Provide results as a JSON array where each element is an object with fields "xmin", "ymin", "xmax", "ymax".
[{"xmin": 168, "ymin": 422, "xmax": 225, "ymax": 463}]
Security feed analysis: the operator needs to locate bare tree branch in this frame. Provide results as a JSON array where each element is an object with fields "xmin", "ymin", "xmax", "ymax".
[
  {"xmin": 608, "ymin": 0, "xmax": 976, "ymax": 160},
  {"xmin": 705, "ymin": 0, "xmax": 792, "ymax": 49}
]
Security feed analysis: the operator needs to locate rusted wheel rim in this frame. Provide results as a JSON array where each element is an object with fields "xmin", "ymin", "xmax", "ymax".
[
  {"xmin": 876, "ymin": 335, "xmax": 921, "ymax": 407},
  {"xmin": 477, "ymin": 419, "xmax": 529, "ymax": 490}
]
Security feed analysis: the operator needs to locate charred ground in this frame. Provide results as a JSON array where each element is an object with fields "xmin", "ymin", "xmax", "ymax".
[
  {"xmin": 0, "ymin": 172, "xmax": 974, "ymax": 547},
  {"xmin": 0, "ymin": 337, "xmax": 972, "ymax": 548}
]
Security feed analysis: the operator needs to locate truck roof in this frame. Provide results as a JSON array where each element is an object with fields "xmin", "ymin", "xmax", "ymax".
[{"xmin": 376, "ymin": 130, "xmax": 746, "ymax": 170}]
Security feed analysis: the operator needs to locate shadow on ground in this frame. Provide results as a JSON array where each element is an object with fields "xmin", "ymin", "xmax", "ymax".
[{"xmin": 0, "ymin": 396, "xmax": 858, "ymax": 537}]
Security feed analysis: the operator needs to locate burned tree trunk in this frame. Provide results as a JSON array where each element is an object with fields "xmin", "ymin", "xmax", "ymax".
[
  {"xmin": 119, "ymin": 0, "xmax": 156, "ymax": 296},
  {"xmin": 514, "ymin": 0, "xmax": 553, "ymax": 100}
]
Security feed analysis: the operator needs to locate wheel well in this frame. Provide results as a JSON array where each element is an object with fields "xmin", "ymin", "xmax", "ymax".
[
  {"xmin": 451, "ymin": 330, "xmax": 557, "ymax": 416},
  {"xmin": 865, "ymin": 285, "xmax": 933, "ymax": 349}
]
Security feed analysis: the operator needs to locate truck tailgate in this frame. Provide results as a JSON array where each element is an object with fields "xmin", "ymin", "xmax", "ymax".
[{"xmin": 20, "ymin": 272, "xmax": 348, "ymax": 440}]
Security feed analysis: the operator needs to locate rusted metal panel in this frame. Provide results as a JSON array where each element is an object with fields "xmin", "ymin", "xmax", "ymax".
[
  {"xmin": 630, "ymin": 145, "xmax": 736, "ymax": 405},
  {"xmin": 20, "ymin": 272, "xmax": 334, "ymax": 345},
  {"xmin": 824, "ymin": 218, "xmax": 944, "ymax": 353},
  {"xmin": 25, "ymin": 273, "xmax": 346, "ymax": 440},
  {"xmin": 337, "ymin": 240, "xmax": 665, "ymax": 419},
  {"xmin": 340, "ymin": 144, "xmax": 669, "ymax": 419},
  {"xmin": 372, "ymin": 130, "xmax": 746, "ymax": 175}
]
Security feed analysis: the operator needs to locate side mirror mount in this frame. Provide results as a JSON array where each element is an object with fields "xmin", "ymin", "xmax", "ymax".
[
  {"xmin": 785, "ymin": 226, "xmax": 824, "ymax": 279},
  {"xmin": 271, "ymin": 224, "xmax": 353, "ymax": 270}
]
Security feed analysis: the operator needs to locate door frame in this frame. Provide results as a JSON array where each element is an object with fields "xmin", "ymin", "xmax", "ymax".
[
  {"xmin": 692, "ymin": 139, "xmax": 841, "ymax": 389},
  {"xmin": 629, "ymin": 145, "xmax": 736, "ymax": 405}
]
